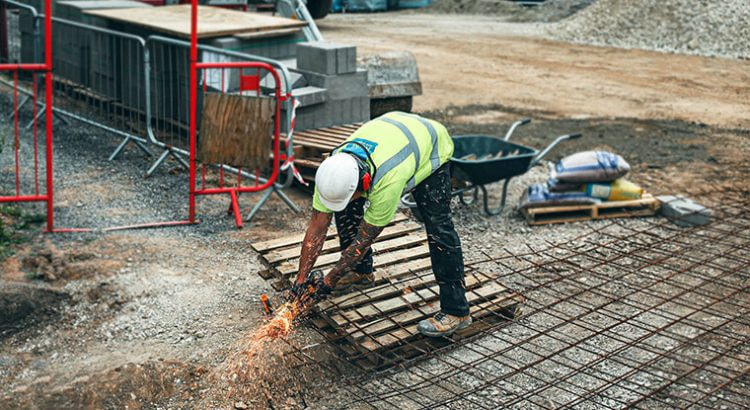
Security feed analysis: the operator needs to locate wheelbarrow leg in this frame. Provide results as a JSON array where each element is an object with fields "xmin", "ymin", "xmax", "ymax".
[
  {"xmin": 459, "ymin": 186, "xmax": 479, "ymax": 206},
  {"xmin": 481, "ymin": 178, "xmax": 512, "ymax": 216}
]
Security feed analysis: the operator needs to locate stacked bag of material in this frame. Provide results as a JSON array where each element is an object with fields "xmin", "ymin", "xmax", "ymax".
[{"xmin": 520, "ymin": 151, "xmax": 644, "ymax": 209}]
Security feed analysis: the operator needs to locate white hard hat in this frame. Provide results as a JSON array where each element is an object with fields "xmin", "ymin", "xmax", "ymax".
[{"xmin": 315, "ymin": 153, "xmax": 359, "ymax": 212}]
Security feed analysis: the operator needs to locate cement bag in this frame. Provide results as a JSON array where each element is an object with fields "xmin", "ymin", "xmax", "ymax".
[
  {"xmin": 547, "ymin": 178, "xmax": 582, "ymax": 193},
  {"xmin": 583, "ymin": 178, "xmax": 643, "ymax": 201},
  {"xmin": 519, "ymin": 184, "xmax": 600, "ymax": 210},
  {"xmin": 551, "ymin": 151, "xmax": 630, "ymax": 183}
]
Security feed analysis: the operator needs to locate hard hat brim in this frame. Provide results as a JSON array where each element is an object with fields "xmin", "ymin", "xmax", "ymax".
[{"xmin": 318, "ymin": 187, "xmax": 355, "ymax": 212}]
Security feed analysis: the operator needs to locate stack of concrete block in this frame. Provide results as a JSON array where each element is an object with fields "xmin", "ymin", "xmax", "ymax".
[
  {"xmin": 288, "ymin": 42, "xmax": 370, "ymax": 132},
  {"xmin": 56, "ymin": 1, "xmax": 151, "ymax": 106},
  {"xmin": 206, "ymin": 31, "xmax": 304, "ymax": 63},
  {"xmin": 18, "ymin": 9, "xmax": 39, "ymax": 65}
]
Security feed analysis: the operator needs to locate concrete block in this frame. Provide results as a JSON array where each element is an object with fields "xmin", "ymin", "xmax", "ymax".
[
  {"xmin": 302, "ymin": 69, "xmax": 368, "ymax": 101},
  {"xmin": 297, "ymin": 42, "xmax": 356, "ymax": 75},
  {"xmin": 657, "ymin": 195, "xmax": 712, "ymax": 227},
  {"xmin": 260, "ymin": 70, "xmax": 307, "ymax": 93},
  {"xmin": 290, "ymin": 86, "xmax": 326, "ymax": 107},
  {"xmin": 206, "ymin": 32, "xmax": 303, "ymax": 61}
]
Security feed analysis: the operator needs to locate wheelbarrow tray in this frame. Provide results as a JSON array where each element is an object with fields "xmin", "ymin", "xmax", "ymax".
[{"xmin": 451, "ymin": 135, "xmax": 539, "ymax": 186}]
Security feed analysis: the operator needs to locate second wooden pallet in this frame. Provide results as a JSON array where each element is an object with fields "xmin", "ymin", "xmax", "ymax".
[{"xmin": 522, "ymin": 193, "xmax": 660, "ymax": 225}]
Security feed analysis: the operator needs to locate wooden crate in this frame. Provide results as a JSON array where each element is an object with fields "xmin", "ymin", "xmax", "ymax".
[
  {"xmin": 251, "ymin": 216, "xmax": 525, "ymax": 369},
  {"xmin": 521, "ymin": 193, "xmax": 660, "ymax": 226}
]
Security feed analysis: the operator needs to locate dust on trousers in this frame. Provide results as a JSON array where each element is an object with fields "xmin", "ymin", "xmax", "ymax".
[{"xmin": 334, "ymin": 164, "xmax": 470, "ymax": 317}]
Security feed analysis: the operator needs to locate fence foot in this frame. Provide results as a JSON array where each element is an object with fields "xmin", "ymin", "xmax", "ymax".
[
  {"xmin": 110, "ymin": 135, "xmax": 153, "ymax": 161},
  {"xmin": 229, "ymin": 190, "xmax": 243, "ymax": 229},
  {"xmin": 145, "ymin": 149, "xmax": 188, "ymax": 177},
  {"xmin": 146, "ymin": 149, "xmax": 171, "ymax": 177},
  {"xmin": 273, "ymin": 185, "xmax": 301, "ymax": 213},
  {"xmin": 25, "ymin": 104, "xmax": 45, "ymax": 129},
  {"xmin": 24, "ymin": 103, "xmax": 70, "ymax": 130},
  {"xmin": 8, "ymin": 95, "xmax": 30, "ymax": 120},
  {"xmin": 245, "ymin": 188, "xmax": 274, "ymax": 223},
  {"xmin": 170, "ymin": 151, "xmax": 190, "ymax": 170}
]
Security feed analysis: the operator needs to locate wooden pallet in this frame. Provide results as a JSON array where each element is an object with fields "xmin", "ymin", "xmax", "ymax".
[
  {"xmin": 521, "ymin": 193, "xmax": 660, "ymax": 226},
  {"xmin": 281, "ymin": 123, "xmax": 362, "ymax": 184},
  {"xmin": 250, "ymin": 214, "xmax": 525, "ymax": 369}
]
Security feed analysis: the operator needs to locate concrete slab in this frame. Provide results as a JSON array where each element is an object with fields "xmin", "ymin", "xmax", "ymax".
[{"xmin": 657, "ymin": 195, "xmax": 712, "ymax": 227}]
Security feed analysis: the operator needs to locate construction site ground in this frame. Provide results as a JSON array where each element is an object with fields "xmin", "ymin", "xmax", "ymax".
[{"xmin": 1, "ymin": 10, "xmax": 749, "ymax": 409}]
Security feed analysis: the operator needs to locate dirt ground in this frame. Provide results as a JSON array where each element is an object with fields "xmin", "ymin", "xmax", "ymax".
[
  {"xmin": 1, "ymin": 10, "xmax": 749, "ymax": 410},
  {"xmin": 322, "ymin": 13, "xmax": 750, "ymax": 130}
]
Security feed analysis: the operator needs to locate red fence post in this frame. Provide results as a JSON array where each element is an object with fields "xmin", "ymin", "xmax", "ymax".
[
  {"xmin": 44, "ymin": 0, "xmax": 53, "ymax": 232},
  {"xmin": 188, "ymin": 0, "xmax": 198, "ymax": 224}
]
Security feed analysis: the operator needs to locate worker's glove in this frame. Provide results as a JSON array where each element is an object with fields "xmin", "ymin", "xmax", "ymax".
[{"xmin": 288, "ymin": 270, "xmax": 332, "ymax": 305}]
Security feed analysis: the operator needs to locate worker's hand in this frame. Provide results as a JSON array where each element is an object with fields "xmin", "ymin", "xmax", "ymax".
[{"xmin": 288, "ymin": 270, "xmax": 332, "ymax": 309}]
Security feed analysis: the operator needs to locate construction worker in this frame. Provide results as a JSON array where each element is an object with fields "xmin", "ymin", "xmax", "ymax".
[{"xmin": 290, "ymin": 111, "xmax": 471, "ymax": 337}]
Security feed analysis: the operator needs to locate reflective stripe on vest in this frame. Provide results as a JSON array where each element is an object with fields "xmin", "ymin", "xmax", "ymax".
[
  {"xmin": 376, "ymin": 117, "xmax": 421, "ymax": 190},
  {"xmin": 401, "ymin": 113, "xmax": 441, "ymax": 172}
]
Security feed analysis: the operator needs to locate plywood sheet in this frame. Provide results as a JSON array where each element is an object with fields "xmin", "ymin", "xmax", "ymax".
[{"xmin": 85, "ymin": 5, "xmax": 307, "ymax": 39}]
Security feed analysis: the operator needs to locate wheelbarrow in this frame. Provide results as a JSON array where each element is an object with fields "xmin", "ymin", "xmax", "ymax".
[{"xmin": 402, "ymin": 118, "xmax": 581, "ymax": 216}]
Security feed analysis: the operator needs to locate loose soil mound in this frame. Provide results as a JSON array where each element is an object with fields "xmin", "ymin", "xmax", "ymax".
[
  {"xmin": 550, "ymin": 0, "xmax": 750, "ymax": 59},
  {"xmin": 428, "ymin": 0, "xmax": 595, "ymax": 22}
]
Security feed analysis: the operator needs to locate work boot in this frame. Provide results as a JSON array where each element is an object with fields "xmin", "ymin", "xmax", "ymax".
[
  {"xmin": 334, "ymin": 271, "xmax": 375, "ymax": 293},
  {"xmin": 417, "ymin": 312, "xmax": 472, "ymax": 337}
]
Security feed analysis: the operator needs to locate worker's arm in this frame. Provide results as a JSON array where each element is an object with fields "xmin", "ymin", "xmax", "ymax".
[
  {"xmin": 294, "ymin": 210, "xmax": 333, "ymax": 286},
  {"xmin": 324, "ymin": 221, "xmax": 384, "ymax": 288}
]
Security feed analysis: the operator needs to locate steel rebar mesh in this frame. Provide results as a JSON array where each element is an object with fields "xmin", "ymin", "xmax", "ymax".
[{"xmin": 275, "ymin": 188, "xmax": 750, "ymax": 409}]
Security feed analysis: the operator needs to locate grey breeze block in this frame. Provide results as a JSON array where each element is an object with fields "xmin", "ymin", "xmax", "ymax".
[
  {"xmin": 657, "ymin": 195, "xmax": 712, "ymax": 227},
  {"xmin": 302, "ymin": 69, "xmax": 369, "ymax": 101},
  {"xmin": 296, "ymin": 42, "xmax": 356, "ymax": 75}
]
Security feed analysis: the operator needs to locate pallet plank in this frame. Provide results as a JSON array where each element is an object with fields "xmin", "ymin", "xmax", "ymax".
[
  {"xmin": 327, "ymin": 270, "xmax": 495, "ymax": 328},
  {"xmin": 346, "ymin": 279, "xmax": 512, "ymax": 342},
  {"xmin": 320, "ymin": 260, "xmax": 434, "ymax": 310},
  {"xmin": 359, "ymin": 290, "xmax": 523, "ymax": 353},
  {"xmin": 522, "ymin": 193, "xmax": 659, "ymax": 226},
  {"xmin": 251, "ymin": 213, "xmax": 409, "ymax": 252},
  {"xmin": 278, "ymin": 237, "xmax": 429, "ymax": 277},
  {"xmin": 264, "ymin": 222, "xmax": 422, "ymax": 264}
]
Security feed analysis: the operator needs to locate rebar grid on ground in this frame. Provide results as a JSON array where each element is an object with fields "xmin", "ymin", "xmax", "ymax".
[{"xmin": 274, "ymin": 189, "xmax": 750, "ymax": 409}]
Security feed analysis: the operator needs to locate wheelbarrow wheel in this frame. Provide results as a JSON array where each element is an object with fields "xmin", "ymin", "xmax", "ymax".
[{"xmin": 459, "ymin": 186, "xmax": 479, "ymax": 206}]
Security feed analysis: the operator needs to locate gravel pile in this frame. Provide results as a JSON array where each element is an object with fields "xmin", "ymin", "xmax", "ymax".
[
  {"xmin": 428, "ymin": 0, "xmax": 595, "ymax": 22},
  {"xmin": 549, "ymin": 0, "xmax": 750, "ymax": 59}
]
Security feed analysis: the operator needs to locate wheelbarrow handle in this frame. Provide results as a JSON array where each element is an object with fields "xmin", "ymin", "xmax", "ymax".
[
  {"xmin": 529, "ymin": 133, "xmax": 582, "ymax": 168},
  {"xmin": 503, "ymin": 118, "xmax": 532, "ymax": 141}
]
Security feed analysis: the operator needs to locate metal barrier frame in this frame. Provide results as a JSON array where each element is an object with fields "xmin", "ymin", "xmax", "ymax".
[
  {"xmin": 2, "ymin": 4, "xmax": 302, "ymax": 227},
  {"xmin": 145, "ymin": 35, "xmax": 302, "ymax": 222},
  {"xmin": 191, "ymin": 61, "xmax": 285, "ymax": 228},
  {"xmin": 0, "ymin": 0, "xmax": 53, "ymax": 232}
]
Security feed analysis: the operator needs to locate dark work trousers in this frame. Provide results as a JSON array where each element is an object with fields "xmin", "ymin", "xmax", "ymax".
[
  {"xmin": 334, "ymin": 164, "xmax": 469, "ymax": 317},
  {"xmin": 334, "ymin": 197, "xmax": 374, "ymax": 275},
  {"xmin": 412, "ymin": 164, "xmax": 469, "ymax": 317}
]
